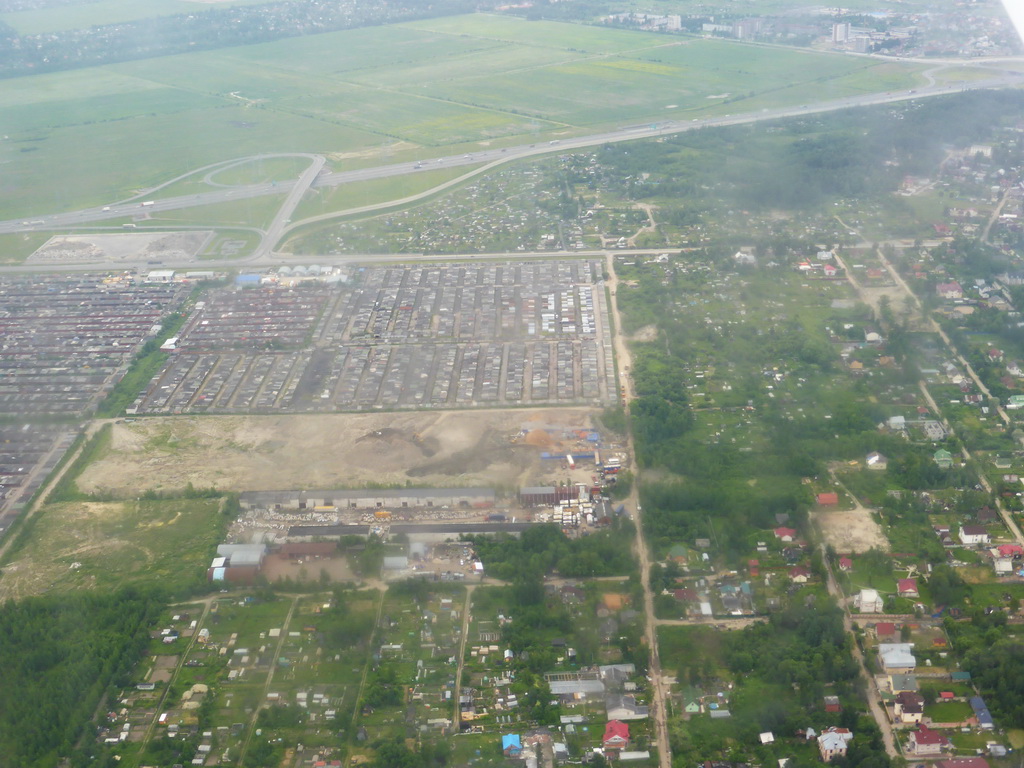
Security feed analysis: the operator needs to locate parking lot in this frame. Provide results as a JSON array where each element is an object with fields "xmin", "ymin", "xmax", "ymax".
[
  {"xmin": 131, "ymin": 260, "xmax": 617, "ymax": 413},
  {"xmin": 0, "ymin": 423, "xmax": 77, "ymax": 522},
  {"xmin": 0, "ymin": 274, "xmax": 188, "ymax": 416}
]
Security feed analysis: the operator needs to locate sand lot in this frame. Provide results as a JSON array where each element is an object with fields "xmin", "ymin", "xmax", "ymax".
[
  {"xmin": 79, "ymin": 408, "xmax": 600, "ymax": 496},
  {"xmin": 814, "ymin": 506, "xmax": 889, "ymax": 553},
  {"xmin": 27, "ymin": 231, "xmax": 212, "ymax": 264}
]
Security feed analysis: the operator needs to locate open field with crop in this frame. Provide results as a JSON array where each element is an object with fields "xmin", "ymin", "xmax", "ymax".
[{"xmin": 0, "ymin": 14, "xmax": 926, "ymax": 220}]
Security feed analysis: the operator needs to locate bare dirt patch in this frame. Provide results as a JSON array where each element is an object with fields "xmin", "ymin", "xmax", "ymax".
[
  {"xmin": 261, "ymin": 553, "xmax": 356, "ymax": 583},
  {"xmin": 78, "ymin": 409, "xmax": 600, "ymax": 495},
  {"xmin": 630, "ymin": 325, "xmax": 659, "ymax": 343},
  {"xmin": 814, "ymin": 507, "xmax": 889, "ymax": 553},
  {"xmin": 27, "ymin": 231, "xmax": 212, "ymax": 264},
  {"xmin": 148, "ymin": 656, "xmax": 179, "ymax": 684}
]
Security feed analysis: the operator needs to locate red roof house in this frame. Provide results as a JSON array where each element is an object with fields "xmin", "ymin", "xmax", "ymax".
[
  {"xmin": 998, "ymin": 544, "xmax": 1024, "ymax": 557},
  {"xmin": 838, "ymin": 556, "xmax": 853, "ymax": 571},
  {"xmin": 909, "ymin": 725, "xmax": 951, "ymax": 755},
  {"xmin": 897, "ymin": 578, "xmax": 919, "ymax": 598},
  {"xmin": 774, "ymin": 527, "xmax": 797, "ymax": 542},
  {"xmin": 603, "ymin": 720, "xmax": 630, "ymax": 752},
  {"xmin": 875, "ymin": 622, "xmax": 896, "ymax": 639},
  {"xmin": 790, "ymin": 566, "xmax": 812, "ymax": 583}
]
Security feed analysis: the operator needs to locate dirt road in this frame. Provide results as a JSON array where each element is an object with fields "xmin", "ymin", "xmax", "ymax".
[
  {"xmin": 606, "ymin": 254, "xmax": 672, "ymax": 768},
  {"xmin": 821, "ymin": 547, "xmax": 900, "ymax": 759},
  {"xmin": 838, "ymin": 220, "xmax": 1024, "ymax": 548}
]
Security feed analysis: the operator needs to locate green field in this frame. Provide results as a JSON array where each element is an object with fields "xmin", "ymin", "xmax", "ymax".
[
  {"xmin": 0, "ymin": 14, "xmax": 932, "ymax": 220},
  {"xmin": 0, "ymin": 497, "xmax": 226, "ymax": 599}
]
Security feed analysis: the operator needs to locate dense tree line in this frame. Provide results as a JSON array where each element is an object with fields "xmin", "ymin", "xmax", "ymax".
[
  {"xmin": 0, "ymin": 588, "xmax": 164, "ymax": 767},
  {"xmin": 464, "ymin": 520, "xmax": 636, "ymax": 581},
  {"xmin": 594, "ymin": 91, "xmax": 1024, "ymax": 216},
  {"xmin": 371, "ymin": 737, "xmax": 450, "ymax": 768},
  {"xmin": 944, "ymin": 612, "xmax": 1024, "ymax": 727}
]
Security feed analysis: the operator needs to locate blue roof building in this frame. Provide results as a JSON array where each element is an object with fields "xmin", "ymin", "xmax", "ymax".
[
  {"xmin": 970, "ymin": 696, "xmax": 994, "ymax": 730},
  {"xmin": 502, "ymin": 734, "xmax": 522, "ymax": 757}
]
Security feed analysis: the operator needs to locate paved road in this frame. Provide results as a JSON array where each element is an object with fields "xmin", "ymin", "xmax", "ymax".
[
  {"xmin": 254, "ymin": 154, "xmax": 325, "ymax": 259},
  {"xmin": 1, "ymin": 69, "xmax": 1022, "ymax": 244}
]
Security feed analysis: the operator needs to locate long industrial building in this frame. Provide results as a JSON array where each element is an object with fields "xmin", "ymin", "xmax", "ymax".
[{"xmin": 239, "ymin": 487, "xmax": 496, "ymax": 511}]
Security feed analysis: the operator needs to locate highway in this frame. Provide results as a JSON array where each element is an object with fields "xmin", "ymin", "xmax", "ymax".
[{"xmin": 1, "ymin": 67, "xmax": 1023, "ymax": 254}]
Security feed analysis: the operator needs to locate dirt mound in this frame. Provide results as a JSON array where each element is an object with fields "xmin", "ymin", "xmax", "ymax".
[
  {"xmin": 523, "ymin": 429, "xmax": 554, "ymax": 447},
  {"xmin": 408, "ymin": 429, "xmax": 535, "ymax": 477},
  {"xmin": 77, "ymin": 409, "xmax": 598, "ymax": 495}
]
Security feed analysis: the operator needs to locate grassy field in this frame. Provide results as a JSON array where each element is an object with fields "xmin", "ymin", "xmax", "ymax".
[
  {"xmin": 288, "ymin": 164, "xmax": 483, "ymax": 225},
  {"xmin": 0, "ymin": 497, "xmax": 225, "ymax": 599},
  {"xmin": 0, "ymin": 14, "xmax": 931, "ymax": 220},
  {"xmin": 150, "ymin": 193, "xmax": 284, "ymax": 229},
  {"xmin": 0, "ymin": 232, "xmax": 54, "ymax": 264}
]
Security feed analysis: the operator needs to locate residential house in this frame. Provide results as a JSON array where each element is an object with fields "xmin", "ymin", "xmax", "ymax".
[
  {"xmin": 855, "ymin": 588, "xmax": 884, "ymax": 613},
  {"xmin": 970, "ymin": 696, "xmax": 995, "ymax": 730},
  {"xmin": 502, "ymin": 734, "xmax": 522, "ymax": 757},
  {"xmin": 890, "ymin": 673, "xmax": 919, "ymax": 693},
  {"xmin": 934, "ymin": 449, "xmax": 954, "ymax": 469},
  {"xmin": 667, "ymin": 544, "xmax": 688, "ymax": 563},
  {"xmin": 897, "ymin": 579, "xmax": 919, "ymax": 598},
  {"xmin": 838, "ymin": 556, "xmax": 853, "ymax": 571},
  {"xmin": 878, "ymin": 643, "xmax": 916, "ymax": 672},
  {"xmin": 908, "ymin": 725, "xmax": 950, "ymax": 755},
  {"xmin": 875, "ymin": 622, "xmax": 896, "ymax": 640},
  {"xmin": 960, "ymin": 525, "xmax": 990, "ymax": 546},
  {"xmin": 936, "ymin": 282, "xmax": 964, "ymax": 300},
  {"xmin": 790, "ymin": 566, "xmax": 812, "ymax": 584},
  {"xmin": 818, "ymin": 727, "xmax": 853, "ymax": 762},
  {"xmin": 824, "ymin": 695, "xmax": 842, "ymax": 713},
  {"xmin": 673, "ymin": 588, "xmax": 698, "ymax": 604},
  {"xmin": 998, "ymin": 543, "xmax": 1024, "ymax": 558},
  {"xmin": 603, "ymin": 720, "xmax": 630, "ymax": 754},
  {"xmin": 774, "ymin": 527, "xmax": 797, "ymax": 542},
  {"xmin": 935, "ymin": 525, "xmax": 956, "ymax": 548},
  {"xmin": 605, "ymin": 694, "xmax": 649, "ymax": 721},
  {"xmin": 866, "ymin": 451, "xmax": 888, "ymax": 470},
  {"xmin": 894, "ymin": 691, "xmax": 925, "ymax": 724},
  {"xmin": 976, "ymin": 506, "xmax": 999, "ymax": 524}
]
